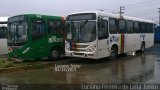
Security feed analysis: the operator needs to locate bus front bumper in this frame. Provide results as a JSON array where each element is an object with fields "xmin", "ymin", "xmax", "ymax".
[{"xmin": 65, "ymin": 51, "xmax": 98, "ymax": 59}]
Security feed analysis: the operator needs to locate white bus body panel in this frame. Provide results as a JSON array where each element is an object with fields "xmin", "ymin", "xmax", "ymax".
[{"xmin": 0, "ymin": 39, "xmax": 8, "ymax": 55}]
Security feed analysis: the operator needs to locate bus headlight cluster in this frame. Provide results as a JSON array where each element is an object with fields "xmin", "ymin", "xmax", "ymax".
[
  {"xmin": 86, "ymin": 45, "xmax": 96, "ymax": 52},
  {"xmin": 22, "ymin": 47, "xmax": 31, "ymax": 54},
  {"xmin": 65, "ymin": 42, "xmax": 70, "ymax": 51}
]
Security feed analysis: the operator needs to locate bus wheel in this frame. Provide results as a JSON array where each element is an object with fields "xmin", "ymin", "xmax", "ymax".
[
  {"xmin": 109, "ymin": 47, "xmax": 118, "ymax": 60},
  {"xmin": 50, "ymin": 49, "xmax": 61, "ymax": 60},
  {"xmin": 140, "ymin": 43, "xmax": 145, "ymax": 53}
]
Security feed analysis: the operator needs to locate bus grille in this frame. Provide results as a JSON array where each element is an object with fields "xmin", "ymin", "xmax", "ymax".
[
  {"xmin": 70, "ymin": 45, "xmax": 89, "ymax": 51},
  {"xmin": 73, "ymin": 53, "xmax": 84, "ymax": 56}
]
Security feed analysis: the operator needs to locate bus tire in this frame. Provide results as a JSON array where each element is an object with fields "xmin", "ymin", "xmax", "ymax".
[
  {"xmin": 109, "ymin": 47, "xmax": 118, "ymax": 60},
  {"xmin": 50, "ymin": 48, "xmax": 61, "ymax": 60},
  {"xmin": 140, "ymin": 43, "xmax": 145, "ymax": 53}
]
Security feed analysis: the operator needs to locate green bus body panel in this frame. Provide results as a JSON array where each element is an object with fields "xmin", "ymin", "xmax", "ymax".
[
  {"xmin": 9, "ymin": 35, "xmax": 64, "ymax": 59},
  {"xmin": 8, "ymin": 14, "xmax": 65, "ymax": 60}
]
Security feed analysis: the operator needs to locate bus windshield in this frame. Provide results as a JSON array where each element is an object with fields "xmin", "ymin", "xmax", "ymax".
[
  {"xmin": 66, "ymin": 21, "xmax": 96, "ymax": 43},
  {"xmin": 8, "ymin": 21, "xmax": 28, "ymax": 45}
]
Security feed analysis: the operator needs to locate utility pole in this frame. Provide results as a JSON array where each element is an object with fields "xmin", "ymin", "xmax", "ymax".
[
  {"xmin": 158, "ymin": 8, "xmax": 160, "ymax": 25},
  {"xmin": 118, "ymin": 6, "xmax": 125, "ymax": 16}
]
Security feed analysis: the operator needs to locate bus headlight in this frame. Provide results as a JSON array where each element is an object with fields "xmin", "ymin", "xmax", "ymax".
[
  {"xmin": 22, "ymin": 47, "xmax": 31, "ymax": 54},
  {"xmin": 86, "ymin": 45, "xmax": 96, "ymax": 52}
]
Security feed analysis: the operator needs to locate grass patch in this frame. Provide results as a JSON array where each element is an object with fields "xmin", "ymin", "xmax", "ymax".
[
  {"xmin": 0, "ymin": 57, "xmax": 53, "ymax": 69},
  {"xmin": 0, "ymin": 56, "xmax": 13, "ymax": 68}
]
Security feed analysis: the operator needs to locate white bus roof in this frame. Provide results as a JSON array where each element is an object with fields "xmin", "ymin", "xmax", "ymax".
[
  {"xmin": 0, "ymin": 17, "xmax": 8, "ymax": 22},
  {"xmin": 0, "ymin": 17, "xmax": 8, "ymax": 27},
  {"xmin": 68, "ymin": 11, "xmax": 154, "ymax": 23}
]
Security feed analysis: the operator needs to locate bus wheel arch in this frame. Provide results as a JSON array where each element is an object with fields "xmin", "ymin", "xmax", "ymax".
[
  {"xmin": 49, "ymin": 46, "xmax": 62, "ymax": 60},
  {"xmin": 109, "ymin": 44, "xmax": 118, "ymax": 60},
  {"xmin": 141, "ymin": 41, "xmax": 145, "ymax": 52}
]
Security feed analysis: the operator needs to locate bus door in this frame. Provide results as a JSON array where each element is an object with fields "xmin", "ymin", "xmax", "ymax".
[
  {"xmin": 97, "ymin": 18, "xmax": 110, "ymax": 58},
  {"xmin": 31, "ymin": 19, "xmax": 47, "ymax": 58}
]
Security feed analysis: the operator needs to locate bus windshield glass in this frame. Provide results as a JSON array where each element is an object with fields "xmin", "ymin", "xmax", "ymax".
[
  {"xmin": 8, "ymin": 18, "xmax": 28, "ymax": 45},
  {"xmin": 66, "ymin": 21, "xmax": 96, "ymax": 43}
]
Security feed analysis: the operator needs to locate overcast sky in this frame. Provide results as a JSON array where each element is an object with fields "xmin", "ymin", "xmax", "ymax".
[{"xmin": 0, "ymin": 0, "xmax": 160, "ymax": 24}]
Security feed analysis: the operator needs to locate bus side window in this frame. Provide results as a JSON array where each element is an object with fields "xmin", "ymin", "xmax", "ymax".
[
  {"xmin": 140, "ymin": 22, "xmax": 146, "ymax": 33},
  {"xmin": 134, "ymin": 21, "xmax": 140, "ymax": 33},
  {"xmin": 127, "ymin": 20, "xmax": 134, "ymax": 33},
  {"xmin": 149, "ymin": 23, "xmax": 153, "ymax": 33},
  {"xmin": 118, "ymin": 19, "xmax": 126, "ymax": 33},
  {"xmin": 0, "ymin": 27, "xmax": 3, "ymax": 38},
  {"xmin": 48, "ymin": 20, "xmax": 63, "ymax": 34},
  {"xmin": 109, "ymin": 18, "xmax": 117, "ymax": 34},
  {"xmin": 98, "ymin": 19, "xmax": 108, "ymax": 40},
  {"xmin": 31, "ymin": 19, "xmax": 46, "ymax": 40},
  {"xmin": 146, "ymin": 23, "xmax": 150, "ymax": 33}
]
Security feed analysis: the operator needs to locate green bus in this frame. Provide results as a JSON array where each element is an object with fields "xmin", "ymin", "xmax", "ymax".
[{"xmin": 8, "ymin": 14, "xmax": 65, "ymax": 60}]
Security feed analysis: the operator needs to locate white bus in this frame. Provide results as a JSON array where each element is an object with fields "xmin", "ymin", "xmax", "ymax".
[
  {"xmin": 0, "ymin": 17, "xmax": 8, "ymax": 38},
  {"xmin": 0, "ymin": 17, "xmax": 8, "ymax": 55},
  {"xmin": 65, "ymin": 11, "xmax": 154, "ymax": 59}
]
